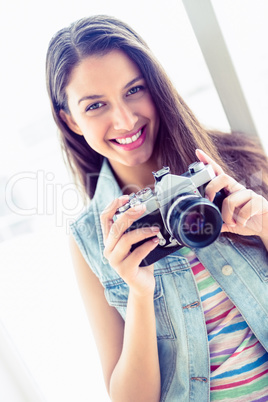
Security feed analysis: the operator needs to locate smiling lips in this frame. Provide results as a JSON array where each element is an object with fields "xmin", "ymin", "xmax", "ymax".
[
  {"xmin": 115, "ymin": 129, "xmax": 143, "ymax": 145},
  {"xmin": 111, "ymin": 126, "xmax": 146, "ymax": 150}
]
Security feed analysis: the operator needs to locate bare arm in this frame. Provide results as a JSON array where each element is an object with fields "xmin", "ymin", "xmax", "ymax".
[
  {"xmin": 70, "ymin": 231, "xmax": 161, "ymax": 402},
  {"xmin": 109, "ymin": 289, "xmax": 161, "ymax": 402}
]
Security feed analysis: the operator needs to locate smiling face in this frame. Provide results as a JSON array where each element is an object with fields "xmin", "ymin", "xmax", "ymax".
[{"xmin": 61, "ymin": 50, "xmax": 160, "ymax": 176}]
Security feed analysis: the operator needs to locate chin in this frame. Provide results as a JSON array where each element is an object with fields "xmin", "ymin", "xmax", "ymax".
[
  {"xmin": 131, "ymin": 149, "xmax": 155, "ymax": 165},
  {"xmin": 125, "ymin": 156, "xmax": 152, "ymax": 168}
]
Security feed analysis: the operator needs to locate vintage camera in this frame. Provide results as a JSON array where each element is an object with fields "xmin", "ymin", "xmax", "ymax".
[{"xmin": 115, "ymin": 162, "xmax": 226, "ymax": 266}]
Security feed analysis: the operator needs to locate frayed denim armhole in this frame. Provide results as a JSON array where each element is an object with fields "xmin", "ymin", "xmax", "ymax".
[{"xmin": 69, "ymin": 212, "xmax": 105, "ymax": 282}]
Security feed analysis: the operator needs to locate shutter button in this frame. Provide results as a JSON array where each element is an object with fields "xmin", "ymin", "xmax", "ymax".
[{"xmin": 222, "ymin": 265, "xmax": 233, "ymax": 276}]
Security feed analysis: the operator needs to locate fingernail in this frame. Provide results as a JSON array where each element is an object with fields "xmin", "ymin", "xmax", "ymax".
[
  {"xmin": 119, "ymin": 195, "xmax": 129, "ymax": 201},
  {"xmin": 133, "ymin": 203, "xmax": 146, "ymax": 212},
  {"xmin": 151, "ymin": 237, "xmax": 160, "ymax": 244}
]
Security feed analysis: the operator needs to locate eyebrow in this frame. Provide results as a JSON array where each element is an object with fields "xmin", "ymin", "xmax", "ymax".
[{"xmin": 77, "ymin": 75, "xmax": 144, "ymax": 105}]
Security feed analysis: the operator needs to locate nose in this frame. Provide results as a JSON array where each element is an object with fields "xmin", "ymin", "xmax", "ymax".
[{"xmin": 112, "ymin": 103, "xmax": 138, "ymax": 131}]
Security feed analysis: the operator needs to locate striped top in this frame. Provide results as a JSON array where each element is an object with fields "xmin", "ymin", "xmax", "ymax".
[{"xmin": 179, "ymin": 247, "xmax": 268, "ymax": 401}]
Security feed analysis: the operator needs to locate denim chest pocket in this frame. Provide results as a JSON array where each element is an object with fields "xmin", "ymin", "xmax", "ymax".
[
  {"xmin": 104, "ymin": 276, "xmax": 176, "ymax": 340},
  {"xmin": 230, "ymin": 237, "xmax": 268, "ymax": 282}
]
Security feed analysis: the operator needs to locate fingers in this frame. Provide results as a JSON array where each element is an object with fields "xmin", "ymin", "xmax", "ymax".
[
  {"xmin": 221, "ymin": 190, "xmax": 267, "ymax": 234},
  {"xmin": 104, "ymin": 227, "xmax": 159, "ymax": 260},
  {"xmin": 104, "ymin": 203, "xmax": 147, "ymax": 249},
  {"xmin": 195, "ymin": 149, "xmax": 224, "ymax": 175},
  {"xmin": 238, "ymin": 195, "xmax": 266, "ymax": 229},
  {"xmin": 195, "ymin": 149, "xmax": 268, "ymax": 237},
  {"xmin": 109, "ymin": 230, "xmax": 160, "ymax": 269},
  {"xmin": 101, "ymin": 196, "xmax": 160, "ymax": 268},
  {"xmin": 195, "ymin": 149, "xmax": 245, "ymax": 201},
  {"xmin": 124, "ymin": 237, "xmax": 160, "ymax": 268},
  {"xmin": 221, "ymin": 188, "xmax": 256, "ymax": 226},
  {"xmin": 205, "ymin": 173, "xmax": 245, "ymax": 202},
  {"xmin": 100, "ymin": 195, "xmax": 129, "ymax": 243}
]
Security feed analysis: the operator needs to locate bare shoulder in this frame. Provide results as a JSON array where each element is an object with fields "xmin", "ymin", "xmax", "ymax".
[{"xmin": 69, "ymin": 234, "xmax": 124, "ymax": 391}]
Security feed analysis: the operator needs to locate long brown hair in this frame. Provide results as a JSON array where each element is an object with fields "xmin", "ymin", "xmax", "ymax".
[{"xmin": 46, "ymin": 15, "xmax": 268, "ymax": 201}]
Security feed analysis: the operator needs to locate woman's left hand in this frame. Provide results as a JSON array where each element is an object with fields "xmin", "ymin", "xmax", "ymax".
[{"xmin": 196, "ymin": 149, "xmax": 268, "ymax": 241}]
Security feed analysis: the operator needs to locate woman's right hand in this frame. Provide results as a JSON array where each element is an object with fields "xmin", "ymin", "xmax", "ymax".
[{"xmin": 100, "ymin": 196, "xmax": 160, "ymax": 297}]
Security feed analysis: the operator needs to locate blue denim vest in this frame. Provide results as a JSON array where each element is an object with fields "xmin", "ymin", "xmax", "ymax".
[{"xmin": 71, "ymin": 159, "xmax": 268, "ymax": 402}]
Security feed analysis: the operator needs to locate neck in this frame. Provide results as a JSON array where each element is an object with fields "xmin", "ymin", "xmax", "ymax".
[{"xmin": 109, "ymin": 157, "xmax": 160, "ymax": 195}]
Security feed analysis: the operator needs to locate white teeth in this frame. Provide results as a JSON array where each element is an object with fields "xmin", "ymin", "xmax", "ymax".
[{"xmin": 115, "ymin": 129, "xmax": 142, "ymax": 145}]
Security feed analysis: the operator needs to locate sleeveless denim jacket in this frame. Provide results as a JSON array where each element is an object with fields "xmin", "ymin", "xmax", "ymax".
[{"xmin": 71, "ymin": 159, "xmax": 268, "ymax": 402}]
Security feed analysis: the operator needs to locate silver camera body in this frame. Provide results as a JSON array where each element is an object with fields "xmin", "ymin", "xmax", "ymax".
[{"xmin": 115, "ymin": 162, "xmax": 225, "ymax": 266}]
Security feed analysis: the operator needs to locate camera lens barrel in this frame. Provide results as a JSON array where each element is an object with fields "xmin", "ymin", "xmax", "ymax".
[{"xmin": 166, "ymin": 195, "xmax": 222, "ymax": 248}]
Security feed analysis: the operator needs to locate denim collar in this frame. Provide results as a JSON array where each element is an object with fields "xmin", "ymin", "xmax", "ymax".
[
  {"xmin": 94, "ymin": 158, "xmax": 122, "ymax": 212},
  {"xmin": 93, "ymin": 159, "xmax": 122, "ymax": 265}
]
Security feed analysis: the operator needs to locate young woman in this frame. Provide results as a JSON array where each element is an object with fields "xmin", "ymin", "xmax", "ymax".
[{"xmin": 46, "ymin": 15, "xmax": 268, "ymax": 402}]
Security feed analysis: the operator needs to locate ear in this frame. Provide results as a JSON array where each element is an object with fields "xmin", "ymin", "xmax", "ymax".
[{"xmin": 59, "ymin": 110, "xmax": 83, "ymax": 136}]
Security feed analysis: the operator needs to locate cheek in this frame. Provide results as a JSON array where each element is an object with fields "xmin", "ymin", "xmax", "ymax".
[
  {"xmin": 137, "ymin": 98, "xmax": 158, "ymax": 120},
  {"xmin": 78, "ymin": 119, "xmax": 107, "ymax": 144},
  {"xmin": 146, "ymin": 103, "xmax": 159, "ymax": 131},
  {"xmin": 145, "ymin": 97, "xmax": 158, "ymax": 120}
]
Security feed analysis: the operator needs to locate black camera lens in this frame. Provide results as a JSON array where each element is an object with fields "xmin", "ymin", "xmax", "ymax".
[
  {"xmin": 166, "ymin": 196, "xmax": 222, "ymax": 248},
  {"xmin": 183, "ymin": 210, "xmax": 205, "ymax": 235}
]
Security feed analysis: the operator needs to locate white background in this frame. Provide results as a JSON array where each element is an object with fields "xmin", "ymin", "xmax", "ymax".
[{"xmin": 0, "ymin": 1, "xmax": 267, "ymax": 401}]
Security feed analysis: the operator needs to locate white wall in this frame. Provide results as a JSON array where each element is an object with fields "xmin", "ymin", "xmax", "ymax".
[{"xmin": 0, "ymin": 1, "xmax": 267, "ymax": 401}]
